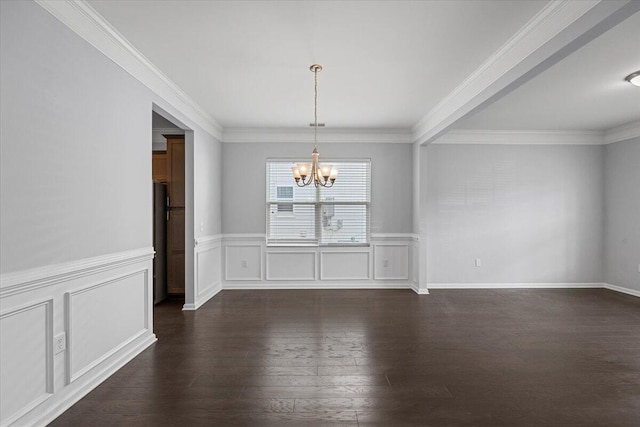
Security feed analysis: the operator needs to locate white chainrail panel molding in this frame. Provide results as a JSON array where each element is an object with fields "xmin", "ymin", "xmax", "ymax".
[
  {"xmin": 266, "ymin": 251, "xmax": 317, "ymax": 281},
  {"xmin": 185, "ymin": 235, "xmax": 223, "ymax": 311},
  {"xmin": 0, "ymin": 247, "xmax": 155, "ymax": 298},
  {"xmin": 34, "ymin": 0, "xmax": 223, "ymax": 140},
  {"xmin": 0, "ymin": 248, "xmax": 156, "ymax": 427},
  {"xmin": 411, "ymin": 241, "xmax": 420, "ymax": 286},
  {"xmin": 224, "ymin": 243, "xmax": 264, "ymax": 282},
  {"xmin": 65, "ymin": 270, "xmax": 149, "ymax": 384},
  {"xmin": 320, "ymin": 251, "xmax": 371, "ymax": 281},
  {"xmin": 373, "ymin": 244, "xmax": 410, "ymax": 281},
  {"xmin": 412, "ymin": 0, "xmax": 640, "ymax": 145}
]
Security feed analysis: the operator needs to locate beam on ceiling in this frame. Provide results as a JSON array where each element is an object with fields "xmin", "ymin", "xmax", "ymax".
[{"xmin": 412, "ymin": 0, "xmax": 640, "ymax": 145}]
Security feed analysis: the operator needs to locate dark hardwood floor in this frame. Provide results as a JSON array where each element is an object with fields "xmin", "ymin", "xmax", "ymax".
[{"xmin": 51, "ymin": 289, "xmax": 640, "ymax": 426}]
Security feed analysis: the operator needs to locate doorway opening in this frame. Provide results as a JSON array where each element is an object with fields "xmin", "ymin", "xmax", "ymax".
[{"xmin": 151, "ymin": 110, "xmax": 186, "ymax": 305}]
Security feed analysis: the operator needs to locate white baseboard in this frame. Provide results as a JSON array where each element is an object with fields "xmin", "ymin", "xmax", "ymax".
[
  {"xmin": 217, "ymin": 281, "xmax": 640, "ymax": 297},
  {"xmin": 427, "ymin": 282, "xmax": 639, "ymax": 298},
  {"xmin": 222, "ymin": 282, "xmax": 414, "ymax": 291},
  {"xmin": 183, "ymin": 282, "xmax": 222, "ymax": 310},
  {"xmin": 603, "ymin": 283, "xmax": 640, "ymax": 298},
  {"xmin": 35, "ymin": 332, "xmax": 156, "ymax": 427},
  {"xmin": 410, "ymin": 283, "xmax": 429, "ymax": 294},
  {"xmin": 427, "ymin": 282, "xmax": 604, "ymax": 289}
]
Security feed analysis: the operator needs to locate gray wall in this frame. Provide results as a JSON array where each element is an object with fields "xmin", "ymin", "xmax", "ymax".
[
  {"xmin": 604, "ymin": 137, "xmax": 640, "ymax": 292},
  {"xmin": 0, "ymin": 1, "xmax": 221, "ymax": 273},
  {"xmin": 222, "ymin": 142, "xmax": 413, "ymax": 234},
  {"xmin": 425, "ymin": 144, "xmax": 605, "ymax": 284},
  {"xmin": 195, "ymin": 133, "xmax": 222, "ymax": 237}
]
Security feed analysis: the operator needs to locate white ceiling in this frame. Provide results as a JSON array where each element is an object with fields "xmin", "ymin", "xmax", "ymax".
[
  {"xmin": 87, "ymin": 0, "xmax": 545, "ymax": 129},
  {"xmin": 457, "ymin": 11, "xmax": 640, "ymax": 132}
]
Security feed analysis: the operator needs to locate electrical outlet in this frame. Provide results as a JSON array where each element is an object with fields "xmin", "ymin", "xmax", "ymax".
[
  {"xmin": 54, "ymin": 333, "xmax": 66, "ymax": 355},
  {"xmin": 475, "ymin": 259, "xmax": 481, "ymax": 267},
  {"xmin": 241, "ymin": 260, "xmax": 247, "ymax": 268}
]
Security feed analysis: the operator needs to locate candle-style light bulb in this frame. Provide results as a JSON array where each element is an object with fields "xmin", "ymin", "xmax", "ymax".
[
  {"xmin": 329, "ymin": 168, "xmax": 338, "ymax": 180},
  {"xmin": 320, "ymin": 164, "xmax": 332, "ymax": 179},
  {"xmin": 297, "ymin": 163, "xmax": 310, "ymax": 178}
]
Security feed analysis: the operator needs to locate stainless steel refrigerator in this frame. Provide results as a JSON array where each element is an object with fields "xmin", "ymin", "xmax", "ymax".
[{"xmin": 153, "ymin": 181, "xmax": 168, "ymax": 304}]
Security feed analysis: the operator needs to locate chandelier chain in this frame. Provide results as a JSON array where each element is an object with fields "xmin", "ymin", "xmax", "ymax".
[{"xmin": 314, "ymin": 67, "xmax": 318, "ymax": 150}]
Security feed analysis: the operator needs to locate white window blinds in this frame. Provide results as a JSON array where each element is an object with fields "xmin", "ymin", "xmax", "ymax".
[{"xmin": 267, "ymin": 160, "xmax": 371, "ymax": 246}]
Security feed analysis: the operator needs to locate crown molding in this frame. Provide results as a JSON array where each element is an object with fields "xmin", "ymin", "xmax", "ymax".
[
  {"xmin": 433, "ymin": 129, "xmax": 605, "ymax": 145},
  {"xmin": 222, "ymin": 128, "xmax": 413, "ymax": 144},
  {"xmin": 35, "ymin": 0, "xmax": 223, "ymax": 140},
  {"xmin": 412, "ymin": 0, "xmax": 640, "ymax": 145},
  {"xmin": 603, "ymin": 121, "xmax": 640, "ymax": 144}
]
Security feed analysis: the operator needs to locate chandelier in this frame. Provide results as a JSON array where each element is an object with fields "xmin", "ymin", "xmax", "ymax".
[{"xmin": 291, "ymin": 64, "xmax": 338, "ymax": 187}]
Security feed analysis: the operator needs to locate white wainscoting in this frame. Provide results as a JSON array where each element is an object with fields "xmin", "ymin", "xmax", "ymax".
[
  {"xmin": 185, "ymin": 235, "xmax": 222, "ymax": 310},
  {"xmin": 374, "ymin": 244, "xmax": 409, "ymax": 280},
  {"xmin": 225, "ymin": 242, "xmax": 263, "ymax": 281},
  {"xmin": 0, "ymin": 248, "xmax": 156, "ymax": 427},
  {"xmin": 411, "ymin": 241, "xmax": 420, "ymax": 285},
  {"xmin": 320, "ymin": 250, "xmax": 370, "ymax": 280},
  {"xmin": 65, "ymin": 270, "xmax": 148, "ymax": 383},
  {"xmin": 0, "ymin": 298, "xmax": 53, "ymax": 427},
  {"xmin": 221, "ymin": 234, "xmax": 418, "ymax": 289},
  {"xmin": 266, "ymin": 251, "xmax": 316, "ymax": 281}
]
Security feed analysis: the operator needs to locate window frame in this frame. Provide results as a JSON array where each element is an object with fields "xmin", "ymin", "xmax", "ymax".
[{"xmin": 266, "ymin": 158, "xmax": 371, "ymax": 247}]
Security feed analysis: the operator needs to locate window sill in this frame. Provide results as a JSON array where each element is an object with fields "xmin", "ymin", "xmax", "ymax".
[{"xmin": 266, "ymin": 243, "xmax": 371, "ymax": 248}]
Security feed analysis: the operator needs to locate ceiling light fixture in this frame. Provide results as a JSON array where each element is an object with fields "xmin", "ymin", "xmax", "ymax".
[
  {"xmin": 625, "ymin": 70, "xmax": 640, "ymax": 87},
  {"xmin": 292, "ymin": 64, "xmax": 338, "ymax": 187}
]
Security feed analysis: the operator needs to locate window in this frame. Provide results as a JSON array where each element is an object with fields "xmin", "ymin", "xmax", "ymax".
[
  {"xmin": 276, "ymin": 186, "xmax": 293, "ymax": 199},
  {"xmin": 267, "ymin": 160, "xmax": 371, "ymax": 246},
  {"xmin": 275, "ymin": 186, "xmax": 294, "ymax": 213}
]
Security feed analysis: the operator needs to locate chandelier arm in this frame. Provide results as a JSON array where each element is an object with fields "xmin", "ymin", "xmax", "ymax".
[
  {"xmin": 297, "ymin": 171, "xmax": 314, "ymax": 187},
  {"xmin": 303, "ymin": 173, "xmax": 312, "ymax": 186}
]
